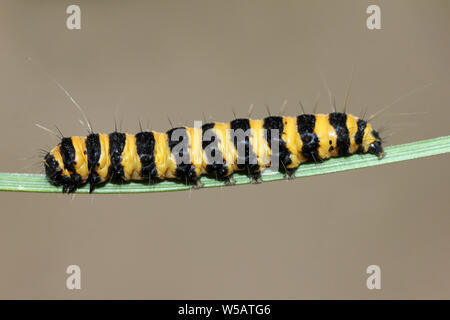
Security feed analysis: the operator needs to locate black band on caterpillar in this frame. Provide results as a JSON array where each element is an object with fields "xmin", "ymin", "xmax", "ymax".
[
  {"xmin": 263, "ymin": 116, "xmax": 292, "ymax": 170},
  {"xmin": 297, "ymin": 114, "xmax": 320, "ymax": 162},
  {"xmin": 60, "ymin": 137, "xmax": 76, "ymax": 172},
  {"xmin": 135, "ymin": 131, "xmax": 158, "ymax": 181},
  {"xmin": 355, "ymin": 119, "xmax": 367, "ymax": 153},
  {"xmin": 108, "ymin": 132, "xmax": 126, "ymax": 181},
  {"xmin": 230, "ymin": 118, "xmax": 260, "ymax": 174},
  {"xmin": 166, "ymin": 127, "xmax": 199, "ymax": 184},
  {"xmin": 329, "ymin": 112, "xmax": 350, "ymax": 156},
  {"xmin": 86, "ymin": 134, "xmax": 101, "ymax": 171},
  {"xmin": 202, "ymin": 123, "xmax": 228, "ymax": 179},
  {"xmin": 85, "ymin": 133, "xmax": 102, "ymax": 192}
]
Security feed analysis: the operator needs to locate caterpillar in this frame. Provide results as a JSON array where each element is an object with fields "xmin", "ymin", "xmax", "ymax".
[{"xmin": 43, "ymin": 112, "xmax": 384, "ymax": 193}]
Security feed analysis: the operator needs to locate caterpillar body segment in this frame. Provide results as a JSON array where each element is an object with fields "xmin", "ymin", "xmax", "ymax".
[{"xmin": 43, "ymin": 112, "xmax": 384, "ymax": 193}]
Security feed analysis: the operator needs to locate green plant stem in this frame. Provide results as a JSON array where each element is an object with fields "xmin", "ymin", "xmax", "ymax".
[{"xmin": 0, "ymin": 136, "xmax": 449, "ymax": 194}]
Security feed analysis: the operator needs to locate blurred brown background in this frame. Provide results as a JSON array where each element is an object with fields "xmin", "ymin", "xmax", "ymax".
[{"xmin": 0, "ymin": 0, "xmax": 449, "ymax": 299}]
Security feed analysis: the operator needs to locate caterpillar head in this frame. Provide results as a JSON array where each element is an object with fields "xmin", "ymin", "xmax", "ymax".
[
  {"xmin": 366, "ymin": 127, "xmax": 384, "ymax": 159},
  {"xmin": 43, "ymin": 147, "xmax": 81, "ymax": 193}
]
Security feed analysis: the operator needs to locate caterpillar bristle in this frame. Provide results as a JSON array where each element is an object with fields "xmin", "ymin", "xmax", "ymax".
[
  {"xmin": 367, "ymin": 83, "xmax": 432, "ymax": 122},
  {"xmin": 35, "ymin": 123, "xmax": 62, "ymax": 139}
]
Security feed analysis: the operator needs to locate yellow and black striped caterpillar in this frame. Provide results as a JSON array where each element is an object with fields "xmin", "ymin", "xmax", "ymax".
[{"xmin": 43, "ymin": 112, "xmax": 384, "ymax": 193}]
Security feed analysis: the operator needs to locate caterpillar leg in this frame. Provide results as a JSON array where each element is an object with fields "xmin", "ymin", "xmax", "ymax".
[
  {"xmin": 88, "ymin": 174, "xmax": 102, "ymax": 193},
  {"xmin": 250, "ymin": 172, "xmax": 262, "ymax": 184},
  {"xmin": 283, "ymin": 168, "xmax": 297, "ymax": 180},
  {"xmin": 223, "ymin": 175, "xmax": 236, "ymax": 186},
  {"xmin": 191, "ymin": 178, "xmax": 204, "ymax": 189},
  {"xmin": 61, "ymin": 174, "xmax": 83, "ymax": 193}
]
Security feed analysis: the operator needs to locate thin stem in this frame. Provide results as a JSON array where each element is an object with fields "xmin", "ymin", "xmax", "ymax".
[{"xmin": 0, "ymin": 136, "xmax": 449, "ymax": 194}]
